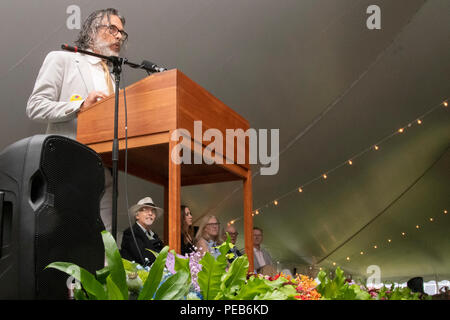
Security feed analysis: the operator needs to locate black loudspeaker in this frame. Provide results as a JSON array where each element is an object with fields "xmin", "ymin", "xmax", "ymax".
[{"xmin": 0, "ymin": 135, "xmax": 106, "ymax": 299}]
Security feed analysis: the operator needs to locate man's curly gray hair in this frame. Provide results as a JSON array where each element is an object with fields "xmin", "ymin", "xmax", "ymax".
[{"xmin": 74, "ymin": 8, "xmax": 126, "ymax": 50}]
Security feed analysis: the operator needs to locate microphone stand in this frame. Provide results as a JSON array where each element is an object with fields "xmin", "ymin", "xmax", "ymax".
[{"xmin": 61, "ymin": 45, "xmax": 152, "ymax": 240}]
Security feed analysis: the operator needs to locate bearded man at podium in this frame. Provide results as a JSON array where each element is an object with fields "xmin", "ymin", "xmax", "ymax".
[{"xmin": 26, "ymin": 8, "xmax": 129, "ymax": 232}]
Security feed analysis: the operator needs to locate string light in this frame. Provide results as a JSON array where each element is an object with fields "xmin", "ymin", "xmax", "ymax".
[
  {"xmin": 229, "ymin": 99, "xmax": 448, "ymax": 227},
  {"xmin": 332, "ymin": 262, "xmax": 336, "ymax": 266},
  {"xmin": 255, "ymin": 210, "xmax": 259, "ymax": 215},
  {"xmin": 337, "ymin": 208, "xmax": 446, "ymax": 266}
]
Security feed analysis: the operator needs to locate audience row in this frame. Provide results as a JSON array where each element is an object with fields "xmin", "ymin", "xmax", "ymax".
[{"xmin": 120, "ymin": 196, "xmax": 276, "ymax": 275}]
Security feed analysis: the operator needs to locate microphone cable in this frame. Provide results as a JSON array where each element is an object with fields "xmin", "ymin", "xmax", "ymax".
[{"xmin": 120, "ymin": 60, "xmax": 147, "ymax": 267}]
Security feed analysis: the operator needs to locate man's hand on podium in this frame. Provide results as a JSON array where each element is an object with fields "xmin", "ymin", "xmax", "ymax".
[{"xmin": 80, "ymin": 91, "xmax": 109, "ymax": 111}]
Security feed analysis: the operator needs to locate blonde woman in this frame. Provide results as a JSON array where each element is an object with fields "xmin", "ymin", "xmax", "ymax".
[{"xmin": 194, "ymin": 215, "xmax": 223, "ymax": 258}]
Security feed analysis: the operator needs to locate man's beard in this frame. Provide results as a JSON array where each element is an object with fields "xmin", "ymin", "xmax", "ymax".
[{"xmin": 93, "ymin": 38, "xmax": 121, "ymax": 57}]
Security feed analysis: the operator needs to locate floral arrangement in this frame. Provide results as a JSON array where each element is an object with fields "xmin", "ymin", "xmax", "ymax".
[{"xmin": 46, "ymin": 231, "xmax": 430, "ymax": 300}]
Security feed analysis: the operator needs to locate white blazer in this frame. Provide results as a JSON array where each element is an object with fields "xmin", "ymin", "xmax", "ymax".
[{"xmin": 27, "ymin": 51, "xmax": 96, "ymax": 139}]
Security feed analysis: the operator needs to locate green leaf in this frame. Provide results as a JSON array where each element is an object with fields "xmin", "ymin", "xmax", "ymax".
[
  {"xmin": 102, "ymin": 231, "xmax": 128, "ymax": 300},
  {"xmin": 154, "ymin": 270, "xmax": 191, "ymax": 300},
  {"xmin": 96, "ymin": 267, "xmax": 110, "ymax": 285},
  {"xmin": 73, "ymin": 288, "xmax": 88, "ymax": 300},
  {"xmin": 263, "ymin": 277, "xmax": 286, "ymax": 290},
  {"xmin": 172, "ymin": 250, "xmax": 190, "ymax": 273},
  {"xmin": 106, "ymin": 275, "xmax": 125, "ymax": 300},
  {"xmin": 137, "ymin": 270, "xmax": 149, "ymax": 283},
  {"xmin": 122, "ymin": 259, "xmax": 139, "ymax": 272},
  {"xmin": 138, "ymin": 246, "xmax": 169, "ymax": 300},
  {"xmin": 220, "ymin": 255, "xmax": 249, "ymax": 297},
  {"xmin": 351, "ymin": 284, "xmax": 371, "ymax": 300},
  {"xmin": 234, "ymin": 277, "xmax": 272, "ymax": 300},
  {"xmin": 198, "ymin": 252, "xmax": 228, "ymax": 300},
  {"xmin": 46, "ymin": 262, "xmax": 106, "ymax": 300},
  {"xmin": 254, "ymin": 290, "xmax": 288, "ymax": 300},
  {"xmin": 278, "ymin": 285, "xmax": 299, "ymax": 299}
]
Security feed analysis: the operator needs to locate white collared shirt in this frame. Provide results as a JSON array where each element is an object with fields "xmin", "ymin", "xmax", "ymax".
[
  {"xmin": 136, "ymin": 222, "xmax": 154, "ymax": 239},
  {"xmin": 84, "ymin": 53, "xmax": 115, "ymax": 95}
]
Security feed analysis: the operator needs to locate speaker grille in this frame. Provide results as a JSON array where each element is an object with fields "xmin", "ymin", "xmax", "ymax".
[{"xmin": 34, "ymin": 136, "xmax": 105, "ymax": 299}]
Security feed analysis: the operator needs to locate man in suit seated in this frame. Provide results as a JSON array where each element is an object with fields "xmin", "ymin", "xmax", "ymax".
[
  {"xmin": 253, "ymin": 227, "xmax": 277, "ymax": 276},
  {"xmin": 120, "ymin": 197, "xmax": 164, "ymax": 266}
]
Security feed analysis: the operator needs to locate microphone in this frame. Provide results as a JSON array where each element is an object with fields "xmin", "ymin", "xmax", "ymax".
[{"xmin": 140, "ymin": 60, "xmax": 167, "ymax": 73}]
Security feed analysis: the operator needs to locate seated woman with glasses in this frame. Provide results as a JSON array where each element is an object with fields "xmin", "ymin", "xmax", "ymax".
[{"xmin": 194, "ymin": 215, "xmax": 223, "ymax": 258}]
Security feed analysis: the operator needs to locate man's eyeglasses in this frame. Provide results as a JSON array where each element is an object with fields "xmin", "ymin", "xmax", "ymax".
[
  {"xmin": 99, "ymin": 24, "xmax": 128, "ymax": 41},
  {"xmin": 228, "ymin": 232, "xmax": 238, "ymax": 236}
]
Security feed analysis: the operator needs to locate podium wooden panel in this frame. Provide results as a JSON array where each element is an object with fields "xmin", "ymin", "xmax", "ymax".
[{"xmin": 76, "ymin": 69, "xmax": 254, "ymax": 271}]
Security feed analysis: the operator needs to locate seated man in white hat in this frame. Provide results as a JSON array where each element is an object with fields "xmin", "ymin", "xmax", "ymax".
[{"xmin": 120, "ymin": 197, "xmax": 164, "ymax": 266}]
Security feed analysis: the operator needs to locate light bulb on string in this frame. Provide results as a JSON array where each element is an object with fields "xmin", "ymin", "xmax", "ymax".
[
  {"xmin": 348, "ymin": 160, "xmax": 353, "ymax": 165},
  {"xmin": 374, "ymin": 145, "xmax": 379, "ymax": 151},
  {"xmin": 443, "ymin": 101, "xmax": 448, "ymax": 107}
]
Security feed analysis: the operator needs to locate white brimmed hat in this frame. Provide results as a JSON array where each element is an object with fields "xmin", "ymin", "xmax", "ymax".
[{"xmin": 129, "ymin": 197, "xmax": 163, "ymax": 219}]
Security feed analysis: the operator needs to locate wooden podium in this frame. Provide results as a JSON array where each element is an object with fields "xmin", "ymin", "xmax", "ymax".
[{"xmin": 76, "ymin": 69, "xmax": 254, "ymax": 271}]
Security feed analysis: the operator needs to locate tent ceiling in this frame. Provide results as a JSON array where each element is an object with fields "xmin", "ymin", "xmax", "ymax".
[{"xmin": 1, "ymin": 0, "xmax": 448, "ymax": 282}]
